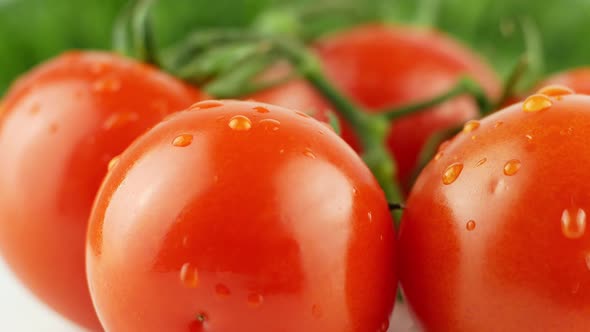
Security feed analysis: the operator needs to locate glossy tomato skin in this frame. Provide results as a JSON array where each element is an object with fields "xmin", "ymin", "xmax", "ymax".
[
  {"xmin": 0, "ymin": 51, "xmax": 203, "ymax": 330},
  {"xmin": 539, "ymin": 68, "xmax": 590, "ymax": 94},
  {"xmin": 252, "ymin": 24, "xmax": 501, "ymax": 191},
  {"xmin": 399, "ymin": 94, "xmax": 590, "ymax": 331},
  {"xmin": 86, "ymin": 100, "xmax": 397, "ymax": 332}
]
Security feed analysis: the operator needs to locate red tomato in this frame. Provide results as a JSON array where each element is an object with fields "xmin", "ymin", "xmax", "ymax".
[
  {"xmin": 86, "ymin": 100, "xmax": 397, "ymax": 332},
  {"xmin": 0, "ymin": 51, "xmax": 204, "ymax": 330},
  {"xmin": 399, "ymin": 90, "xmax": 590, "ymax": 331},
  {"xmin": 538, "ymin": 68, "xmax": 590, "ymax": 94},
  {"xmin": 252, "ymin": 24, "xmax": 501, "ymax": 191}
]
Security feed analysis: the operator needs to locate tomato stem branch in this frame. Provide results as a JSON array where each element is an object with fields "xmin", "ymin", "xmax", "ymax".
[{"xmin": 113, "ymin": 0, "xmax": 159, "ymax": 65}]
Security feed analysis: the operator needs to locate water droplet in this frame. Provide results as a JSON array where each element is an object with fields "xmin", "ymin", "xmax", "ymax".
[
  {"xmin": 471, "ymin": 135, "xmax": 477, "ymax": 141},
  {"xmin": 228, "ymin": 115, "xmax": 252, "ymax": 131},
  {"xmin": 463, "ymin": 120, "xmax": 480, "ymax": 133},
  {"xmin": 442, "ymin": 163, "xmax": 464, "ymax": 185},
  {"xmin": 494, "ymin": 121, "xmax": 504, "ymax": 128},
  {"xmin": 295, "ymin": 111, "xmax": 310, "ymax": 118},
  {"xmin": 438, "ymin": 140, "xmax": 451, "ymax": 151},
  {"xmin": 434, "ymin": 152, "xmax": 444, "ymax": 161},
  {"xmin": 379, "ymin": 319, "xmax": 390, "ymax": 332},
  {"xmin": 191, "ymin": 100, "xmax": 224, "ymax": 110},
  {"xmin": 253, "ymin": 106, "xmax": 270, "ymax": 113},
  {"xmin": 312, "ymin": 304, "xmax": 322, "ymax": 319},
  {"xmin": 108, "ymin": 156, "xmax": 120, "ymax": 171},
  {"xmin": 215, "ymin": 284, "xmax": 231, "ymax": 297},
  {"xmin": 560, "ymin": 127, "xmax": 574, "ymax": 136},
  {"xmin": 303, "ymin": 148, "xmax": 316, "ymax": 159},
  {"xmin": 247, "ymin": 293, "xmax": 263, "ymax": 307},
  {"xmin": 585, "ymin": 253, "xmax": 590, "ymax": 271},
  {"xmin": 523, "ymin": 94, "xmax": 553, "ymax": 113},
  {"xmin": 279, "ymin": 149, "xmax": 285, "ymax": 154},
  {"xmin": 536, "ymin": 85, "xmax": 575, "ymax": 97},
  {"xmin": 172, "ymin": 134, "xmax": 193, "ymax": 147},
  {"xmin": 367, "ymin": 211, "xmax": 373, "ymax": 223},
  {"xmin": 180, "ymin": 263, "xmax": 199, "ymax": 288},
  {"xmin": 196, "ymin": 312, "xmax": 208, "ymax": 323},
  {"xmin": 561, "ymin": 208, "xmax": 587, "ymax": 239},
  {"xmin": 475, "ymin": 158, "xmax": 487, "ymax": 167},
  {"xmin": 182, "ymin": 236, "xmax": 189, "ymax": 248},
  {"xmin": 503, "ymin": 159, "xmax": 521, "ymax": 176},
  {"xmin": 103, "ymin": 112, "xmax": 139, "ymax": 130},
  {"xmin": 259, "ymin": 119, "xmax": 280, "ymax": 131},
  {"xmin": 49, "ymin": 123, "xmax": 58, "ymax": 133},
  {"xmin": 30, "ymin": 103, "xmax": 40, "ymax": 115},
  {"xmin": 466, "ymin": 220, "xmax": 476, "ymax": 231},
  {"xmin": 525, "ymin": 134, "xmax": 533, "ymax": 141},
  {"xmin": 93, "ymin": 77, "xmax": 121, "ymax": 92}
]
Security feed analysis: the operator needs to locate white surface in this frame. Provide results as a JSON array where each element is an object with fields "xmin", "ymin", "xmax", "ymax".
[
  {"xmin": 0, "ymin": 259, "xmax": 82, "ymax": 332},
  {"xmin": 0, "ymin": 257, "xmax": 419, "ymax": 332}
]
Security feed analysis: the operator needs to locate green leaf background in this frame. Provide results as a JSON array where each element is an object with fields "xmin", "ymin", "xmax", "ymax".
[{"xmin": 0, "ymin": 0, "xmax": 588, "ymax": 94}]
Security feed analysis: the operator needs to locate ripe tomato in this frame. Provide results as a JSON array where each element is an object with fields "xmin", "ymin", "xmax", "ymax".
[
  {"xmin": 399, "ymin": 88, "xmax": 590, "ymax": 331},
  {"xmin": 86, "ymin": 100, "xmax": 397, "ymax": 332},
  {"xmin": 0, "ymin": 51, "xmax": 203, "ymax": 330},
  {"xmin": 252, "ymin": 24, "xmax": 501, "ymax": 191},
  {"xmin": 538, "ymin": 68, "xmax": 590, "ymax": 94}
]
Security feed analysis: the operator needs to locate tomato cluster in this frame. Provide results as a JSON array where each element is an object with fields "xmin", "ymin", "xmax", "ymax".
[{"xmin": 1, "ymin": 17, "xmax": 589, "ymax": 332}]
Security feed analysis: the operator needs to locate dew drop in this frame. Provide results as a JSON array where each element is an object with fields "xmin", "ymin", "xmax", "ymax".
[
  {"xmin": 247, "ymin": 293, "xmax": 263, "ymax": 307},
  {"xmin": 523, "ymin": 94, "xmax": 553, "ymax": 113},
  {"xmin": 228, "ymin": 115, "xmax": 252, "ymax": 131},
  {"xmin": 442, "ymin": 163, "xmax": 464, "ymax": 185},
  {"xmin": 585, "ymin": 253, "xmax": 590, "ymax": 271},
  {"xmin": 475, "ymin": 158, "xmax": 487, "ymax": 167},
  {"xmin": 215, "ymin": 284, "xmax": 231, "ymax": 297},
  {"xmin": 463, "ymin": 120, "xmax": 480, "ymax": 133},
  {"xmin": 494, "ymin": 121, "xmax": 504, "ymax": 128},
  {"xmin": 93, "ymin": 77, "xmax": 121, "ymax": 93},
  {"xmin": 303, "ymin": 148, "xmax": 316, "ymax": 159},
  {"xmin": 434, "ymin": 152, "xmax": 444, "ymax": 161},
  {"xmin": 173, "ymin": 134, "xmax": 193, "ymax": 147},
  {"xmin": 536, "ymin": 84, "xmax": 575, "ymax": 97},
  {"xmin": 253, "ymin": 106, "xmax": 270, "ymax": 113},
  {"xmin": 367, "ymin": 211, "xmax": 373, "ymax": 223},
  {"xmin": 191, "ymin": 100, "xmax": 224, "ymax": 110},
  {"xmin": 561, "ymin": 208, "xmax": 587, "ymax": 239},
  {"xmin": 103, "ymin": 112, "xmax": 139, "ymax": 130},
  {"xmin": 312, "ymin": 304, "xmax": 322, "ymax": 319},
  {"xmin": 503, "ymin": 159, "xmax": 521, "ymax": 176},
  {"xmin": 107, "ymin": 156, "xmax": 120, "ymax": 171},
  {"xmin": 180, "ymin": 263, "xmax": 199, "ymax": 288},
  {"xmin": 525, "ymin": 134, "xmax": 533, "ymax": 141},
  {"xmin": 259, "ymin": 118, "xmax": 280, "ymax": 131},
  {"xmin": 438, "ymin": 140, "xmax": 451, "ymax": 151},
  {"xmin": 466, "ymin": 220, "xmax": 476, "ymax": 231},
  {"xmin": 295, "ymin": 110, "xmax": 310, "ymax": 118}
]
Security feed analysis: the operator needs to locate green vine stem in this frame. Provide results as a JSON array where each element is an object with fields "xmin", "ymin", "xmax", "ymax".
[{"xmin": 113, "ymin": 0, "xmax": 159, "ymax": 65}]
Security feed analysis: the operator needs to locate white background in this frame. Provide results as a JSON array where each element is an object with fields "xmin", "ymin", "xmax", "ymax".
[{"xmin": 0, "ymin": 258, "xmax": 419, "ymax": 332}]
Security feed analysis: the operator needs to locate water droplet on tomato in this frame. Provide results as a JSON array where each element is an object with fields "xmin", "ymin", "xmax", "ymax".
[
  {"xmin": 475, "ymin": 158, "xmax": 487, "ymax": 167},
  {"xmin": 108, "ymin": 156, "xmax": 120, "ymax": 171},
  {"xmin": 49, "ymin": 123, "xmax": 58, "ymax": 133},
  {"xmin": 503, "ymin": 159, "xmax": 521, "ymax": 176},
  {"xmin": 367, "ymin": 211, "xmax": 373, "ymax": 223},
  {"xmin": 463, "ymin": 120, "xmax": 480, "ymax": 133},
  {"xmin": 93, "ymin": 77, "xmax": 121, "ymax": 93},
  {"xmin": 304, "ymin": 148, "xmax": 316, "ymax": 159},
  {"xmin": 215, "ymin": 284, "xmax": 231, "ymax": 297},
  {"xmin": 182, "ymin": 236, "xmax": 189, "ymax": 248},
  {"xmin": 259, "ymin": 118, "xmax": 280, "ymax": 131},
  {"xmin": 523, "ymin": 94, "xmax": 552, "ymax": 113},
  {"xmin": 173, "ymin": 134, "xmax": 193, "ymax": 147},
  {"xmin": 103, "ymin": 112, "xmax": 139, "ymax": 130},
  {"xmin": 494, "ymin": 121, "xmax": 504, "ymax": 128},
  {"xmin": 525, "ymin": 134, "xmax": 533, "ymax": 141},
  {"xmin": 442, "ymin": 163, "xmax": 463, "ymax": 185},
  {"xmin": 466, "ymin": 220, "xmax": 476, "ymax": 231},
  {"xmin": 180, "ymin": 263, "xmax": 199, "ymax": 288},
  {"xmin": 247, "ymin": 293, "xmax": 263, "ymax": 307},
  {"xmin": 536, "ymin": 84, "xmax": 575, "ymax": 97},
  {"xmin": 295, "ymin": 111, "xmax": 310, "ymax": 118},
  {"xmin": 312, "ymin": 304, "xmax": 322, "ymax": 319},
  {"xmin": 279, "ymin": 149, "xmax": 285, "ymax": 154},
  {"xmin": 228, "ymin": 115, "xmax": 252, "ymax": 131},
  {"xmin": 434, "ymin": 152, "xmax": 444, "ymax": 161},
  {"xmin": 561, "ymin": 208, "xmax": 587, "ymax": 239},
  {"xmin": 379, "ymin": 319, "xmax": 390, "ymax": 332},
  {"xmin": 191, "ymin": 100, "xmax": 223, "ymax": 110},
  {"xmin": 585, "ymin": 254, "xmax": 590, "ymax": 271},
  {"xmin": 438, "ymin": 140, "xmax": 451, "ymax": 151},
  {"xmin": 253, "ymin": 106, "xmax": 270, "ymax": 113}
]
